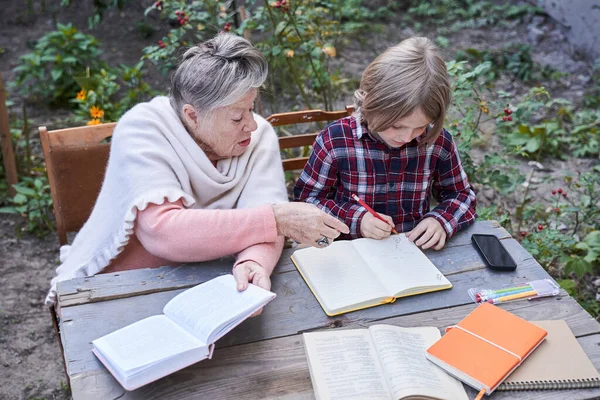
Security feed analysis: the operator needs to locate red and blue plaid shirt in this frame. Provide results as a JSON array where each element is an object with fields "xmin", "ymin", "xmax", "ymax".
[{"xmin": 293, "ymin": 116, "xmax": 477, "ymax": 239}]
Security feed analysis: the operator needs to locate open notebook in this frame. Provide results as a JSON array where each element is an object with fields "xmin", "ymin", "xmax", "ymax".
[
  {"xmin": 291, "ymin": 234, "xmax": 452, "ymax": 316},
  {"xmin": 498, "ymin": 320, "xmax": 600, "ymax": 391}
]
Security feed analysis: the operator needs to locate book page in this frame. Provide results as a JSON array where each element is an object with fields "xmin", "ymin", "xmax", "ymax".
[
  {"xmin": 369, "ymin": 325, "xmax": 468, "ymax": 400},
  {"xmin": 352, "ymin": 235, "xmax": 451, "ymax": 297},
  {"xmin": 292, "ymin": 241, "xmax": 390, "ymax": 314},
  {"xmin": 163, "ymin": 275, "xmax": 275, "ymax": 344},
  {"xmin": 303, "ymin": 329, "xmax": 391, "ymax": 400},
  {"xmin": 92, "ymin": 315, "xmax": 206, "ymax": 375}
]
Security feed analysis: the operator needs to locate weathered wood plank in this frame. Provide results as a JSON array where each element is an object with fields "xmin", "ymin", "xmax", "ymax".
[
  {"xmin": 57, "ymin": 220, "xmax": 514, "ymax": 307},
  {"xmin": 61, "ymin": 255, "xmax": 552, "ymax": 377},
  {"xmin": 69, "ymin": 306, "xmax": 600, "ymax": 400}
]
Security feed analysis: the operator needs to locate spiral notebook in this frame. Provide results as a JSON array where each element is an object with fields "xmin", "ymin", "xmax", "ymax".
[{"xmin": 498, "ymin": 319, "xmax": 600, "ymax": 391}]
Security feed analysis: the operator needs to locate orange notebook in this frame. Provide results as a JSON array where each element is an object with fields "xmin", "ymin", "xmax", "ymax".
[{"xmin": 426, "ymin": 303, "xmax": 547, "ymax": 395}]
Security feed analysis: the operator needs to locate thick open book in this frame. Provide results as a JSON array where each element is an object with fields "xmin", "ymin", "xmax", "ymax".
[
  {"xmin": 291, "ymin": 234, "xmax": 452, "ymax": 316},
  {"xmin": 303, "ymin": 324, "xmax": 469, "ymax": 400},
  {"xmin": 91, "ymin": 275, "xmax": 276, "ymax": 390}
]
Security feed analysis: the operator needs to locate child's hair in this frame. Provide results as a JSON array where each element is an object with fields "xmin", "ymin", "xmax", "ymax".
[{"xmin": 353, "ymin": 37, "xmax": 451, "ymax": 144}]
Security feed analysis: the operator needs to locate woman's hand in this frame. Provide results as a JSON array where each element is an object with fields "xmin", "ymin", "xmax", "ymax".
[
  {"xmin": 406, "ymin": 217, "xmax": 447, "ymax": 250},
  {"xmin": 232, "ymin": 260, "xmax": 271, "ymax": 317},
  {"xmin": 271, "ymin": 203, "xmax": 350, "ymax": 247},
  {"xmin": 360, "ymin": 212, "xmax": 394, "ymax": 239}
]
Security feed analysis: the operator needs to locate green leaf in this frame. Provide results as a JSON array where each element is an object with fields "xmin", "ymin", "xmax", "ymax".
[
  {"xmin": 525, "ymin": 136, "xmax": 542, "ymax": 153},
  {"xmin": 275, "ymin": 21, "xmax": 287, "ymax": 36},
  {"xmin": 14, "ymin": 185, "xmax": 36, "ymax": 196},
  {"xmin": 518, "ymin": 124, "xmax": 531, "ymax": 134},
  {"xmin": 0, "ymin": 207, "xmax": 18, "ymax": 214},
  {"xmin": 565, "ymin": 257, "xmax": 594, "ymax": 277},
  {"xmin": 272, "ymin": 46, "xmax": 281, "ymax": 56},
  {"xmin": 557, "ymin": 279, "xmax": 576, "ymax": 295},
  {"xmin": 51, "ymin": 69, "xmax": 63, "ymax": 81}
]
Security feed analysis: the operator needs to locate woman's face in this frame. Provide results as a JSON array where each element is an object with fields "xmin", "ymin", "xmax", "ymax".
[
  {"xmin": 377, "ymin": 108, "xmax": 432, "ymax": 148},
  {"xmin": 193, "ymin": 89, "xmax": 258, "ymax": 160}
]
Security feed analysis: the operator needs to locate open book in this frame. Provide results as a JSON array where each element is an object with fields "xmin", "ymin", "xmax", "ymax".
[
  {"xmin": 91, "ymin": 275, "xmax": 276, "ymax": 391},
  {"xmin": 303, "ymin": 325, "xmax": 469, "ymax": 400},
  {"xmin": 291, "ymin": 234, "xmax": 452, "ymax": 316}
]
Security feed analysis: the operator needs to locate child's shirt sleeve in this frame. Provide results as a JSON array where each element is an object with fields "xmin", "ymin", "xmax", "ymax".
[
  {"xmin": 293, "ymin": 132, "xmax": 367, "ymax": 238},
  {"xmin": 425, "ymin": 137, "xmax": 477, "ymax": 237}
]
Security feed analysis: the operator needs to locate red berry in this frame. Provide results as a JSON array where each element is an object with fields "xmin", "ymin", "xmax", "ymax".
[
  {"xmin": 281, "ymin": 0, "xmax": 287, "ymax": 4},
  {"xmin": 538, "ymin": 224, "xmax": 544, "ymax": 231},
  {"xmin": 552, "ymin": 190, "xmax": 556, "ymax": 195},
  {"xmin": 184, "ymin": 16, "xmax": 189, "ymax": 22},
  {"xmin": 175, "ymin": 10, "xmax": 180, "ymax": 15},
  {"xmin": 507, "ymin": 116, "xmax": 512, "ymax": 121},
  {"xmin": 224, "ymin": 22, "xmax": 231, "ymax": 31},
  {"xmin": 562, "ymin": 192, "xmax": 567, "ymax": 197},
  {"xmin": 502, "ymin": 116, "xmax": 507, "ymax": 122},
  {"xmin": 555, "ymin": 207, "xmax": 560, "ymax": 213},
  {"xmin": 504, "ymin": 108, "xmax": 509, "ymax": 114},
  {"xmin": 179, "ymin": 18, "xmax": 185, "ymax": 25},
  {"xmin": 557, "ymin": 188, "xmax": 562, "ymax": 193},
  {"xmin": 520, "ymin": 231, "xmax": 527, "ymax": 237}
]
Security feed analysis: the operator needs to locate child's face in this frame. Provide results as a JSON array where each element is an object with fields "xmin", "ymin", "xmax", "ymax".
[{"xmin": 378, "ymin": 108, "xmax": 432, "ymax": 148}]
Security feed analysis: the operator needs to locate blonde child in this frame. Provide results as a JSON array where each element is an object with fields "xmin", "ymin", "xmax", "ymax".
[{"xmin": 294, "ymin": 37, "xmax": 476, "ymax": 250}]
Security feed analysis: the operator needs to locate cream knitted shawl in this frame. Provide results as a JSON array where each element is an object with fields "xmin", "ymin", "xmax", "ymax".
[{"xmin": 45, "ymin": 96, "xmax": 287, "ymax": 305}]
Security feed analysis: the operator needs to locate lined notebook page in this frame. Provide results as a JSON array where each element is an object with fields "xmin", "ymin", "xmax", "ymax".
[
  {"xmin": 292, "ymin": 241, "xmax": 389, "ymax": 314},
  {"xmin": 352, "ymin": 235, "xmax": 450, "ymax": 296}
]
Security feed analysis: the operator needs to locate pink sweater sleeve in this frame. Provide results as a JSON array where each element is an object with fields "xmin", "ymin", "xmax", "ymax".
[{"xmin": 134, "ymin": 200, "xmax": 282, "ymax": 270}]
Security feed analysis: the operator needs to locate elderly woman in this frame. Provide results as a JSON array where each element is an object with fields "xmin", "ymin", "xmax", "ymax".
[{"xmin": 46, "ymin": 33, "xmax": 349, "ymax": 306}]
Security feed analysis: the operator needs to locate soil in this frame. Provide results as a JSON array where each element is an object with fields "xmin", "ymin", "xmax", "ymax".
[{"xmin": 0, "ymin": 1, "xmax": 597, "ymax": 399}]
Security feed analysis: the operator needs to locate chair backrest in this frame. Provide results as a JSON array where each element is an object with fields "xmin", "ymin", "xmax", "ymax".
[
  {"xmin": 40, "ymin": 106, "xmax": 354, "ymax": 245},
  {"xmin": 267, "ymin": 106, "xmax": 354, "ymax": 171},
  {"xmin": 40, "ymin": 123, "xmax": 116, "ymax": 245}
]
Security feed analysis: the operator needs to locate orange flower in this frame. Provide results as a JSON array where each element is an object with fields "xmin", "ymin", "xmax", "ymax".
[
  {"xmin": 322, "ymin": 45, "xmax": 336, "ymax": 58},
  {"xmin": 285, "ymin": 49, "xmax": 294, "ymax": 58},
  {"xmin": 89, "ymin": 106, "xmax": 104, "ymax": 119},
  {"xmin": 87, "ymin": 119, "xmax": 101, "ymax": 126},
  {"xmin": 76, "ymin": 89, "xmax": 86, "ymax": 101}
]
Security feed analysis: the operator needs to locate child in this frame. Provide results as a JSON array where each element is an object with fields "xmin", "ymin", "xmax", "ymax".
[{"xmin": 294, "ymin": 37, "xmax": 476, "ymax": 250}]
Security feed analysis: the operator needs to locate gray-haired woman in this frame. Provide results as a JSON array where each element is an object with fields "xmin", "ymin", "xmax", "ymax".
[{"xmin": 46, "ymin": 33, "xmax": 349, "ymax": 308}]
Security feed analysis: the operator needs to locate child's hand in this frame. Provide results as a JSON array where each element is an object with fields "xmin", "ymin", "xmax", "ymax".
[
  {"xmin": 360, "ymin": 212, "xmax": 395, "ymax": 239},
  {"xmin": 406, "ymin": 218, "xmax": 447, "ymax": 250}
]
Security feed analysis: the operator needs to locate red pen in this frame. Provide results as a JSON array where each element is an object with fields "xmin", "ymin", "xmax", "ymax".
[{"xmin": 351, "ymin": 193, "xmax": 399, "ymax": 235}]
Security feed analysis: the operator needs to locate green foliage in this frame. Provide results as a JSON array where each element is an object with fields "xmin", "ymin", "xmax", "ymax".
[
  {"xmin": 0, "ymin": 177, "xmax": 54, "ymax": 237},
  {"xmin": 405, "ymin": 0, "xmax": 541, "ymax": 34},
  {"xmin": 456, "ymin": 44, "xmax": 559, "ymax": 82},
  {"xmin": 142, "ymin": 0, "xmax": 394, "ymax": 110},
  {"xmin": 446, "ymin": 60, "xmax": 524, "ymax": 194},
  {"xmin": 13, "ymin": 24, "xmax": 105, "ymax": 105},
  {"xmin": 497, "ymin": 88, "xmax": 600, "ymax": 159},
  {"xmin": 71, "ymin": 62, "xmax": 157, "ymax": 124},
  {"xmin": 61, "ymin": 0, "xmax": 131, "ymax": 29}
]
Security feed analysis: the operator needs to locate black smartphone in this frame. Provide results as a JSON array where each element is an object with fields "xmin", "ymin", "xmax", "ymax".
[{"xmin": 471, "ymin": 234, "xmax": 517, "ymax": 271}]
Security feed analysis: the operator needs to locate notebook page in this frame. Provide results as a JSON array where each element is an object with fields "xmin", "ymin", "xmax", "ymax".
[
  {"xmin": 303, "ymin": 329, "xmax": 391, "ymax": 400},
  {"xmin": 92, "ymin": 315, "xmax": 205, "ymax": 374},
  {"xmin": 352, "ymin": 235, "xmax": 450, "ymax": 297},
  {"xmin": 369, "ymin": 325, "xmax": 468, "ymax": 400},
  {"xmin": 292, "ymin": 241, "xmax": 390, "ymax": 314},
  {"xmin": 163, "ymin": 275, "xmax": 275, "ymax": 344}
]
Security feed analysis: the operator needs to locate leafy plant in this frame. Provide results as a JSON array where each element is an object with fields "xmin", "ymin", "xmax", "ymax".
[
  {"xmin": 0, "ymin": 176, "xmax": 54, "ymax": 237},
  {"xmin": 13, "ymin": 24, "xmax": 105, "ymax": 105},
  {"xmin": 456, "ymin": 44, "xmax": 557, "ymax": 83},
  {"xmin": 72, "ymin": 62, "xmax": 158, "ymax": 124},
  {"xmin": 142, "ymin": 0, "xmax": 394, "ymax": 110}
]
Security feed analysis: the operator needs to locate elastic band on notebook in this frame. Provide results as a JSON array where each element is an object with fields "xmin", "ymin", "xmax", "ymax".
[{"xmin": 452, "ymin": 325, "xmax": 522, "ymax": 361}]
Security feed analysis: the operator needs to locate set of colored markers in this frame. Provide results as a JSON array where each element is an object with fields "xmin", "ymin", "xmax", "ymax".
[
  {"xmin": 474, "ymin": 284, "xmax": 537, "ymax": 304},
  {"xmin": 468, "ymin": 279, "xmax": 561, "ymax": 305}
]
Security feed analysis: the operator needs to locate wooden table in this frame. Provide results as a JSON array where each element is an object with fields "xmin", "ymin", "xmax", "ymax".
[{"xmin": 57, "ymin": 220, "xmax": 600, "ymax": 399}]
